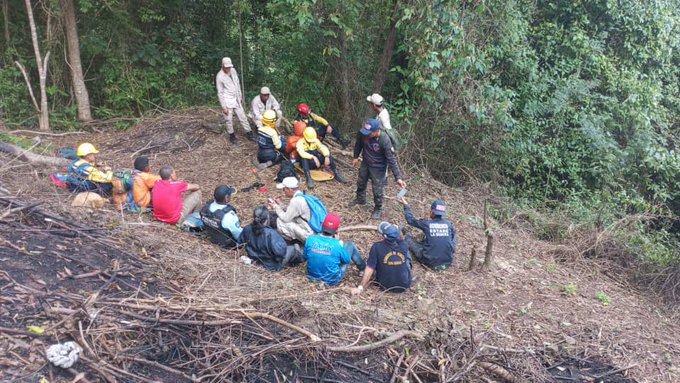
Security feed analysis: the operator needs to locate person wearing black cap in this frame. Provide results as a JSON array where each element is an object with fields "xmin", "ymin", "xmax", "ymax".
[
  {"xmin": 350, "ymin": 119, "xmax": 406, "ymax": 219},
  {"xmin": 238, "ymin": 205, "xmax": 303, "ymax": 271},
  {"xmin": 200, "ymin": 185, "xmax": 243, "ymax": 249},
  {"xmin": 399, "ymin": 197, "xmax": 457, "ymax": 270},
  {"xmin": 351, "ymin": 221, "xmax": 412, "ymax": 295}
]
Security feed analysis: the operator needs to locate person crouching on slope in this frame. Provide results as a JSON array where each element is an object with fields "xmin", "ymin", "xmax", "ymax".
[
  {"xmin": 256, "ymin": 110, "xmax": 286, "ymax": 170},
  {"xmin": 296, "ymin": 127, "xmax": 348, "ymax": 189}
]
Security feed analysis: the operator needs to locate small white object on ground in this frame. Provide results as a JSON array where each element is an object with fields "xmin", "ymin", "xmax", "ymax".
[
  {"xmin": 46, "ymin": 341, "xmax": 83, "ymax": 368},
  {"xmin": 240, "ymin": 255, "xmax": 252, "ymax": 265}
]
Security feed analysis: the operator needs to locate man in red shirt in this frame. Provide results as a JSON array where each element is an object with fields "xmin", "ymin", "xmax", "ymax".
[{"xmin": 152, "ymin": 165, "xmax": 202, "ymax": 225}]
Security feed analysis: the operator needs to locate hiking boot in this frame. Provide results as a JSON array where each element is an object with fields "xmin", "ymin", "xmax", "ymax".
[
  {"xmin": 348, "ymin": 199, "xmax": 366, "ymax": 208},
  {"xmin": 371, "ymin": 209, "xmax": 383, "ymax": 219},
  {"xmin": 246, "ymin": 131, "xmax": 255, "ymax": 142},
  {"xmin": 256, "ymin": 161, "xmax": 273, "ymax": 171},
  {"xmin": 334, "ymin": 172, "xmax": 348, "ymax": 184},
  {"xmin": 306, "ymin": 178, "xmax": 315, "ymax": 189},
  {"xmin": 229, "ymin": 133, "xmax": 238, "ymax": 144}
]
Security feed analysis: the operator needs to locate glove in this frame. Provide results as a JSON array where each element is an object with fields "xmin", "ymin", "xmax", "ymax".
[{"xmin": 46, "ymin": 341, "xmax": 83, "ymax": 369}]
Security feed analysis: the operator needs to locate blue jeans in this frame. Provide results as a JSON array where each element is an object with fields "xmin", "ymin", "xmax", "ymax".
[{"xmin": 339, "ymin": 241, "xmax": 366, "ymax": 274}]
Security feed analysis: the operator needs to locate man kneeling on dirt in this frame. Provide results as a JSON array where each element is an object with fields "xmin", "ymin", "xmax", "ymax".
[
  {"xmin": 152, "ymin": 166, "xmax": 202, "ymax": 225},
  {"xmin": 200, "ymin": 185, "xmax": 243, "ymax": 249},
  {"xmin": 67, "ymin": 143, "xmax": 113, "ymax": 196},
  {"xmin": 238, "ymin": 205, "xmax": 303, "ymax": 271},
  {"xmin": 351, "ymin": 221, "xmax": 412, "ymax": 295},
  {"xmin": 131, "ymin": 156, "xmax": 161, "ymax": 211},
  {"xmin": 399, "ymin": 197, "xmax": 457, "ymax": 271},
  {"xmin": 304, "ymin": 213, "xmax": 366, "ymax": 286},
  {"xmin": 268, "ymin": 177, "xmax": 313, "ymax": 243}
]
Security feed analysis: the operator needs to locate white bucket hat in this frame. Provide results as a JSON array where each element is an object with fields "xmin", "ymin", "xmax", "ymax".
[
  {"xmin": 222, "ymin": 57, "xmax": 234, "ymax": 68},
  {"xmin": 366, "ymin": 93, "xmax": 384, "ymax": 105}
]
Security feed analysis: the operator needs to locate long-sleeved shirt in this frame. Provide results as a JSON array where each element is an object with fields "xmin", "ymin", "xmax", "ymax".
[
  {"xmin": 403, "ymin": 205, "xmax": 456, "ymax": 268},
  {"xmin": 353, "ymin": 131, "xmax": 402, "ymax": 179},
  {"xmin": 250, "ymin": 94, "xmax": 281, "ymax": 121},
  {"xmin": 216, "ymin": 68, "xmax": 242, "ymax": 109},
  {"xmin": 294, "ymin": 112, "xmax": 330, "ymax": 130},
  {"xmin": 238, "ymin": 225, "xmax": 288, "ymax": 271},
  {"xmin": 274, "ymin": 191, "xmax": 311, "ymax": 223},
  {"xmin": 132, "ymin": 171, "xmax": 161, "ymax": 208},
  {"xmin": 296, "ymin": 138, "xmax": 330, "ymax": 160},
  {"xmin": 68, "ymin": 159, "xmax": 113, "ymax": 184},
  {"xmin": 258, "ymin": 125, "xmax": 283, "ymax": 151},
  {"xmin": 377, "ymin": 108, "xmax": 392, "ymax": 130}
]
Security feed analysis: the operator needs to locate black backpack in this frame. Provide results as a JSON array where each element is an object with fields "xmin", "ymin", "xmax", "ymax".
[{"xmin": 276, "ymin": 160, "xmax": 298, "ymax": 182}]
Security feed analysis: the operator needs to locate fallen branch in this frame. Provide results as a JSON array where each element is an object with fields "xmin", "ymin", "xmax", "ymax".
[
  {"xmin": 327, "ymin": 330, "xmax": 423, "ymax": 353},
  {"xmin": 8, "ymin": 129, "xmax": 85, "ymax": 136},
  {"xmin": 479, "ymin": 362, "xmax": 526, "ymax": 383},
  {"xmin": 0, "ymin": 142, "xmax": 70, "ymax": 167},
  {"xmin": 339, "ymin": 224, "xmax": 378, "ymax": 233}
]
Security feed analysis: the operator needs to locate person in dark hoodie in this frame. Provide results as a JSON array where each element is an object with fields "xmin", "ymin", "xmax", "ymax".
[
  {"xmin": 351, "ymin": 221, "xmax": 412, "ymax": 295},
  {"xmin": 399, "ymin": 197, "xmax": 457, "ymax": 270},
  {"xmin": 238, "ymin": 205, "xmax": 303, "ymax": 271}
]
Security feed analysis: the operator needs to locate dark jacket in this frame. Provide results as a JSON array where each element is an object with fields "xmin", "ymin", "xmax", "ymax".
[
  {"xmin": 353, "ymin": 131, "xmax": 401, "ymax": 179},
  {"xmin": 200, "ymin": 201, "xmax": 238, "ymax": 249},
  {"xmin": 238, "ymin": 224, "xmax": 288, "ymax": 271},
  {"xmin": 404, "ymin": 205, "xmax": 456, "ymax": 268}
]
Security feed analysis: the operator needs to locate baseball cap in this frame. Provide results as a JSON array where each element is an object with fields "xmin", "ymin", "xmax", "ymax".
[
  {"xmin": 222, "ymin": 57, "xmax": 234, "ymax": 68},
  {"xmin": 431, "ymin": 200, "xmax": 447, "ymax": 216},
  {"xmin": 378, "ymin": 221, "xmax": 400, "ymax": 242},
  {"xmin": 260, "ymin": 87, "xmax": 271, "ymax": 95},
  {"xmin": 276, "ymin": 177, "xmax": 299, "ymax": 189},
  {"xmin": 366, "ymin": 93, "xmax": 384, "ymax": 105},
  {"xmin": 360, "ymin": 119, "xmax": 380, "ymax": 136},
  {"xmin": 214, "ymin": 185, "xmax": 236, "ymax": 201},
  {"xmin": 322, "ymin": 213, "xmax": 341, "ymax": 234}
]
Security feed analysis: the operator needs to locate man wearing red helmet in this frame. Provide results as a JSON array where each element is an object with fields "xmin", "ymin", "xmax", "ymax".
[{"xmin": 294, "ymin": 103, "xmax": 351, "ymax": 149}]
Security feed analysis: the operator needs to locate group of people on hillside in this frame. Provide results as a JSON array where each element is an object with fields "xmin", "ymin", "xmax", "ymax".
[{"xmin": 55, "ymin": 56, "xmax": 458, "ymax": 295}]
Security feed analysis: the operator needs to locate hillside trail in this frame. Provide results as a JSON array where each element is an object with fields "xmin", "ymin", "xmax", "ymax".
[{"xmin": 1, "ymin": 108, "xmax": 679, "ymax": 382}]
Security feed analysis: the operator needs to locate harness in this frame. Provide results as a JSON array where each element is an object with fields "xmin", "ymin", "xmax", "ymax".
[
  {"xmin": 67, "ymin": 159, "xmax": 94, "ymax": 188},
  {"xmin": 200, "ymin": 201, "xmax": 238, "ymax": 248}
]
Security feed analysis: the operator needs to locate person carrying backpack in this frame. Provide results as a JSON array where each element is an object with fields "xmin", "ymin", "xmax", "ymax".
[
  {"xmin": 268, "ymin": 177, "xmax": 314, "ymax": 243},
  {"xmin": 67, "ymin": 143, "xmax": 114, "ymax": 196},
  {"xmin": 200, "ymin": 185, "xmax": 243, "ymax": 249}
]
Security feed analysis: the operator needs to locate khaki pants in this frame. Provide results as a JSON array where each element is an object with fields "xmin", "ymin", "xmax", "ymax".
[
  {"xmin": 223, "ymin": 105, "xmax": 250, "ymax": 134},
  {"xmin": 276, "ymin": 218, "xmax": 313, "ymax": 244},
  {"xmin": 179, "ymin": 190, "xmax": 202, "ymax": 224}
]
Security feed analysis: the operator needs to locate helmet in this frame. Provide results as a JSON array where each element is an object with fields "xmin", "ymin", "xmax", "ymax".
[
  {"xmin": 76, "ymin": 143, "xmax": 99, "ymax": 157},
  {"xmin": 262, "ymin": 110, "xmax": 277, "ymax": 124},
  {"xmin": 303, "ymin": 127, "xmax": 318, "ymax": 142},
  {"xmin": 298, "ymin": 103, "xmax": 311, "ymax": 115},
  {"xmin": 293, "ymin": 121, "xmax": 307, "ymax": 137}
]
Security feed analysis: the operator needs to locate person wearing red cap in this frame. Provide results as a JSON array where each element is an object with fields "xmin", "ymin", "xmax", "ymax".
[
  {"xmin": 303, "ymin": 213, "xmax": 366, "ymax": 286},
  {"xmin": 294, "ymin": 103, "xmax": 350, "ymax": 149}
]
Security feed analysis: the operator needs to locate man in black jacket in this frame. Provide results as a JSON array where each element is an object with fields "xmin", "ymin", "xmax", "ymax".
[
  {"xmin": 399, "ymin": 197, "xmax": 457, "ymax": 270},
  {"xmin": 350, "ymin": 119, "xmax": 406, "ymax": 219}
]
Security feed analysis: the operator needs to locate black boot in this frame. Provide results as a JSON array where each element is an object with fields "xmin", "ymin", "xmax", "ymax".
[
  {"xmin": 371, "ymin": 208, "xmax": 383, "ymax": 219},
  {"xmin": 246, "ymin": 131, "xmax": 255, "ymax": 142},
  {"xmin": 229, "ymin": 133, "xmax": 238, "ymax": 144},
  {"xmin": 334, "ymin": 172, "xmax": 348, "ymax": 184},
  {"xmin": 306, "ymin": 177, "xmax": 315, "ymax": 189}
]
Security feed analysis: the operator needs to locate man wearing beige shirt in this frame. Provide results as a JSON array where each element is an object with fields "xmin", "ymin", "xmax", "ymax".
[
  {"xmin": 216, "ymin": 57, "xmax": 253, "ymax": 144},
  {"xmin": 268, "ymin": 177, "xmax": 313, "ymax": 244}
]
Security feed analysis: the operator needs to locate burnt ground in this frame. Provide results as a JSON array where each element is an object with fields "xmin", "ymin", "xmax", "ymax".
[{"xmin": 1, "ymin": 108, "xmax": 679, "ymax": 382}]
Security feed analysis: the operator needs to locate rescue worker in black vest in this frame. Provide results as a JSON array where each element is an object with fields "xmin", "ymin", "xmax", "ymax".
[
  {"xmin": 200, "ymin": 185, "xmax": 243, "ymax": 249},
  {"xmin": 256, "ymin": 109, "xmax": 286, "ymax": 170},
  {"xmin": 294, "ymin": 103, "xmax": 350, "ymax": 149},
  {"xmin": 399, "ymin": 197, "xmax": 457, "ymax": 271}
]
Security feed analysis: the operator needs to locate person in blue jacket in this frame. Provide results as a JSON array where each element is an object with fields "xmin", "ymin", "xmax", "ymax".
[
  {"xmin": 238, "ymin": 205, "xmax": 303, "ymax": 271},
  {"xmin": 200, "ymin": 185, "xmax": 243, "ymax": 249},
  {"xmin": 399, "ymin": 197, "xmax": 457, "ymax": 270}
]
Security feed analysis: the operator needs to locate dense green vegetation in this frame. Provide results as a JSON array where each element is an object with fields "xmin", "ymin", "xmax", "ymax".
[{"xmin": 1, "ymin": 0, "xmax": 679, "ymax": 269}]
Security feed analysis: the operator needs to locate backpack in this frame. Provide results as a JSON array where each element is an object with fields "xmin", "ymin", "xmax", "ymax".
[
  {"xmin": 300, "ymin": 193, "xmax": 328, "ymax": 233},
  {"xmin": 113, "ymin": 169, "xmax": 134, "ymax": 192},
  {"xmin": 383, "ymin": 129, "xmax": 403, "ymax": 153},
  {"xmin": 276, "ymin": 160, "xmax": 298, "ymax": 182}
]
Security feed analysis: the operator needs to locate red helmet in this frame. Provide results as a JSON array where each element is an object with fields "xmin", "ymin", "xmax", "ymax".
[{"xmin": 298, "ymin": 103, "xmax": 311, "ymax": 115}]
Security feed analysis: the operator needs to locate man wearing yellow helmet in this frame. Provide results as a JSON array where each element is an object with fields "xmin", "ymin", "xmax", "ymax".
[
  {"xmin": 67, "ymin": 143, "xmax": 113, "ymax": 195},
  {"xmin": 296, "ymin": 127, "xmax": 347, "ymax": 189},
  {"xmin": 256, "ymin": 110, "xmax": 286, "ymax": 169}
]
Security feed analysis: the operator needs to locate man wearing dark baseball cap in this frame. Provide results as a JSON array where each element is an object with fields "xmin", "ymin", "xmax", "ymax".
[
  {"xmin": 199, "ymin": 185, "xmax": 243, "ymax": 249},
  {"xmin": 398, "ymin": 197, "xmax": 457, "ymax": 270}
]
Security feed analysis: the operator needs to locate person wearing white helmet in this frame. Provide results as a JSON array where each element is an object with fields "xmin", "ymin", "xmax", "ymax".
[
  {"xmin": 250, "ymin": 86, "xmax": 282, "ymax": 129},
  {"xmin": 366, "ymin": 93, "xmax": 392, "ymax": 130},
  {"xmin": 216, "ymin": 57, "xmax": 253, "ymax": 144},
  {"xmin": 67, "ymin": 142, "xmax": 113, "ymax": 195}
]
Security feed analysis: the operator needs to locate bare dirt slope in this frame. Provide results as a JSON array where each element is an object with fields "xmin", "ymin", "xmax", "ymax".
[{"xmin": 1, "ymin": 109, "xmax": 679, "ymax": 382}]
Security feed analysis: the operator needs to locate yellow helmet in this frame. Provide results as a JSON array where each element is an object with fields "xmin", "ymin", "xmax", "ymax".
[
  {"xmin": 261, "ymin": 110, "xmax": 277, "ymax": 124},
  {"xmin": 76, "ymin": 143, "xmax": 99, "ymax": 157},
  {"xmin": 303, "ymin": 127, "xmax": 318, "ymax": 142}
]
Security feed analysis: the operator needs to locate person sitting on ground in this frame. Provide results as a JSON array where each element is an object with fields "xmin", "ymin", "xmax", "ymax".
[
  {"xmin": 294, "ymin": 103, "xmax": 350, "ymax": 148},
  {"xmin": 131, "ymin": 156, "xmax": 161, "ymax": 210},
  {"xmin": 296, "ymin": 127, "xmax": 348, "ymax": 189},
  {"xmin": 399, "ymin": 197, "xmax": 456, "ymax": 271},
  {"xmin": 256, "ymin": 110, "xmax": 286, "ymax": 170},
  {"xmin": 366, "ymin": 93, "xmax": 392, "ymax": 130},
  {"xmin": 200, "ymin": 185, "xmax": 242, "ymax": 249},
  {"xmin": 268, "ymin": 177, "xmax": 313, "ymax": 243},
  {"xmin": 351, "ymin": 221, "xmax": 412, "ymax": 295},
  {"xmin": 238, "ymin": 205, "xmax": 304, "ymax": 271},
  {"xmin": 152, "ymin": 165, "xmax": 202, "ymax": 225},
  {"xmin": 285, "ymin": 120, "xmax": 307, "ymax": 163},
  {"xmin": 250, "ymin": 87, "xmax": 282, "ymax": 129},
  {"xmin": 67, "ymin": 143, "xmax": 113, "ymax": 195},
  {"xmin": 304, "ymin": 213, "xmax": 366, "ymax": 286},
  {"xmin": 350, "ymin": 119, "xmax": 405, "ymax": 219}
]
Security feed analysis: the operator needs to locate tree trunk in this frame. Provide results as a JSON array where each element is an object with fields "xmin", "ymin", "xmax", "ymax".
[
  {"xmin": 24, "ymin": 0, "xmax": 50, "ymax": 131},
  {"xmin": 369, "ymin": 0, "xmax": 399, "ymax": 95},
  {"xmin": 338, "ymin": 30, "xmax": 351, "ymax": 134},
  {"xmin": 0, "ymin": 142, "xmax": 70, "ymax": 167},
  {"xmin": 2, "ymin": 0, "xmax": 9, "ymax": 49},
  {"xmin": 59, "ymin": 0, "xmax": 92, "ymax": 122}
]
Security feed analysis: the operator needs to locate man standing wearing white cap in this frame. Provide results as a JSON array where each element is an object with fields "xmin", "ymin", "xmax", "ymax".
[
  {"xmin": 216, "ymin": 57, "xmax": 253, "ymax": 144},
  {"xmin": 367, "ymin": 93, "xmax": 392, "ymax": 130},
  {"xmin": 268, "ymin": 177, "xmax": 314, "ymax": 243},
  {"xmin": 250, "ymin": 86, "xmax": 283, "ymax": 129}
]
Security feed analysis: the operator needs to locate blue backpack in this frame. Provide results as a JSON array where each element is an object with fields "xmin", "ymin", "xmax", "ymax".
[{"xmin": 301, "ymin": 193, "xmax": 328, "ymax": 233}]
